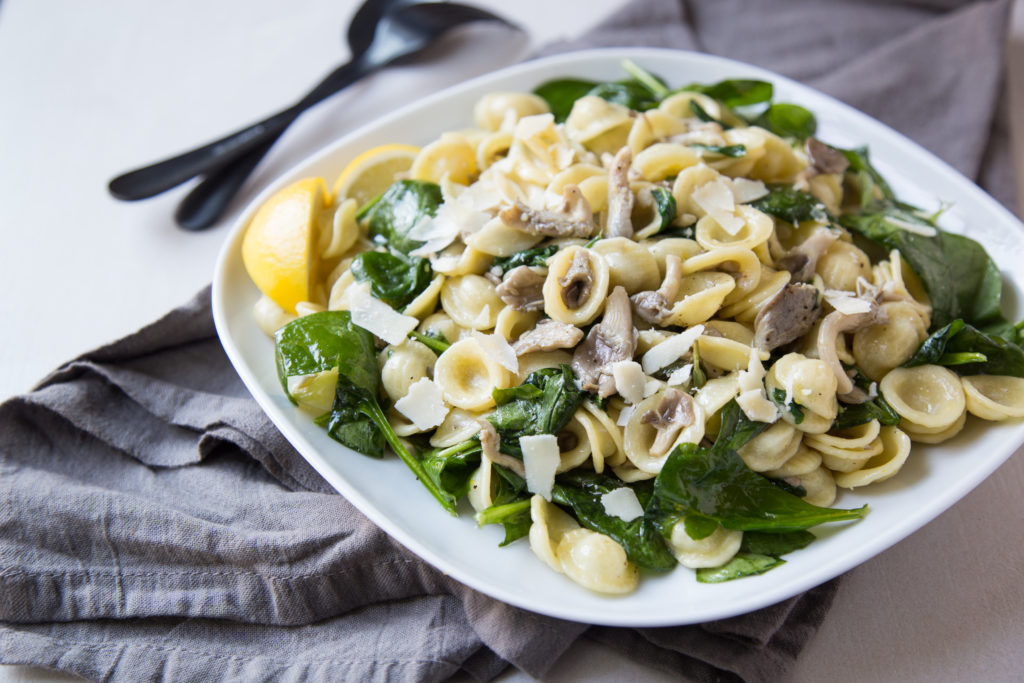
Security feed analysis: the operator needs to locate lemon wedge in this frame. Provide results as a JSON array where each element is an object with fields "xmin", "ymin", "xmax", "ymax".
[
  {"xmin": 331, "ymin": 143, "xmax": 420, "ymax": 208},
  {"xmin": 241, "ymin": 176, "xmax": 329, "ymax": 314}
]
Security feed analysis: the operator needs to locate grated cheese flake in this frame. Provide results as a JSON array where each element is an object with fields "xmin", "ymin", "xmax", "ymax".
[
  {"xmin": 610, "ymin": 360, "xmax": 646, "ymax": 404},
  {"xmin": 520, "ymin": 434, "xmax": 560, "ymax": 501},
  {"xmin": 641, "ymin": 325, "xmax": 704, "ymax": 374},
  {"xmin": 471, "ymin": 330, "xmax": 519, "ymax": 374},
  {"xmin": 600, "ymin": 488, "xmax": 644, "ymax": 522},
  {"xmin": 394, "ymin": 378, "xmax": 450, "ymax": 430},
  {"xmin": 349, "ymin": 284, "xmax": 419, "ymax": 345}
]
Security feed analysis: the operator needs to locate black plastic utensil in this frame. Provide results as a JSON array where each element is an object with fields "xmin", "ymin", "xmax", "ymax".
[{"xmin": 108, "ymin": 0, "xmax": 517, "ymax": 231}]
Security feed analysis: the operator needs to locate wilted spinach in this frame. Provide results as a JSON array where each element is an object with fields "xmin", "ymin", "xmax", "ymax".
[
  {"xmin": 689, "ymin": 143, "xmax": 748, "ymax": 158},
  {"xmin": 350, "ymin": 250, "xmax": 433, "ymax": 310},
  {"xmin": 832, "ymin": 368, "xmax": 901, "ymax": 431},
  {"xmin": 417, "ymin": 438, "xmax": 482, "ymax": 502},
  {"xmin": 488, "ymin": 365, "xmax": 585, "ymax": 457},
  {"xmin": 651, "ymin": 402, "xmax": 868, "ymax": 534},
  {"xmin": 552, "ymin": 471, "xmax": 677, "ymax": 572},
  {"xmin": 904, "ymin": 319, "xmax": 1024, "ymax": 377},
  {"xmin": 274, "ymin": 311, "xmax": 457, "ymax": 514},
  {"xmin": 492, "ymin": 243, "xmax": 558, "ymax": 272},
  {"xmin": 754, "ymin": 103, "xmax": 817, "ymax": 140},
  {"xmin": 475, "ymin": 464, "xmax": 532, "ymax": 546},
  {"xmin": 408, "ymin": 329, "xmax": 450, "ymax": 355},
  {"xmin": 749, "ymin": 186, "xmax": 832, "ymax": 225},
  {"xmin": 363, "ymin": 179, "xmax": 442, "ymax": 255},
  {"xmin": 695, "ymin": 529, "xmax": 815, "ymax": 583},
  {"xmin": 651, "ymin": 186, "xmax": 677, "ymax": 234}
]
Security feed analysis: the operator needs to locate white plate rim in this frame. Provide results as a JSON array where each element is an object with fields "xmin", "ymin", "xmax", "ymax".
[{"xmin": 212, "ymin": 46, "xmax": 1024, "ymax": 627}]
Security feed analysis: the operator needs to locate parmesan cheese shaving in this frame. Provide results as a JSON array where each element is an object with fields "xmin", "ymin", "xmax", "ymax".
[
  {"xmin": 641, "ymin": 325, "xmax": 704, "ymax": 374},
  {"xmin": 884, "ymin": 215, "xmax": 938, "ymax": 237},
  {"xmin": 394, "ymin": 378, "xmax": 449, "ymax": 430},
  {"xmin": 735, "ymin": 353, "xmax": 779, "ymax": 423},
  {"xmin": 666, "ymin": 363, "xmax": 693, "ymax": 387},
  {"xmin": 616, "ymin": 405, "xmax": 635, "ymax": 427},
  {"xmin": 471, "ymin": 330, "xmax": 519, "ymax": 374},
  {"xmin": 349, "ymin": 284, "xmax": 419, "ymax": 345},
  {"xmin": 693, "ymin": 178, "xmax": 744, "ymax": 235},
  {"xmin": 610, "ymin": 360, "xmax": 646, "ymax": 404},
  {"xmin": 729, "ymin": 177, "xmax": 769, "ymax": 204},
  {"xmin": 824, "ymin": 289, "xmax": 874, "ymax": 315},
  {"xmin": 520, "ymin": 434, "xmax": 560, "ymax": 501},
  {"xmin": 600, "ymin": 488, "xmax": 644, "ymax": 522}
]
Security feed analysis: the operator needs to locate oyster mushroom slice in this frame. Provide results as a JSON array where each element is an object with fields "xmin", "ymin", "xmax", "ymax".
[
  {"xmin": 572, "ymin": 286, "xmax": 637, "ymax": 397},
  {"xmin": 777, "ymin": 228, "xmax": 840, "ymax": 283},
  {"xmin": 496, "ymin": 265, "xmax": 546, "ymax": 312},
  {"xmin": 806, "ymin": 137, "xmax": 849, "ymax": 176},
  {"xmin": 478, "ymin": 418, "xmax": 525, "ymax": 477},
  {"xmin": 754, "ymin": 283, "xmax": 821, "ymax": 352},
  {"xmin": 559, "ymin": 249, "xmax": 594, "ymax": 309},
  {"xmin": 606, "ymin": 146, "xmax": 634, "ymax": 239},
  {"xmin": 511, "ymin": 319, "xmax": 584, "ymax": 356},
  {"xmin": 641, "ymin": 388, "xmax": 695, "ymax": 458},
  {"xmin": 499, "ymin": 184, "xmax": 594, "ymax": 238},
  {"xmin": 631, "ymin": 254, "xmax": 683, "ymax": 325}
]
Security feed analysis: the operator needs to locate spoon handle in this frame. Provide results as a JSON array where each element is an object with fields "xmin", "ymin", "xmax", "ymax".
[{"xmin": 108, "ymin": 58, "xmax": 369, "ymax": 202}]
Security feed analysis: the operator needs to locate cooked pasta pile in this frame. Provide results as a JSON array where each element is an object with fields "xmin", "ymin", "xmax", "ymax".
[{"xmin": 247, "ymin": 63, "xmax": 1024, "ymax": 594}]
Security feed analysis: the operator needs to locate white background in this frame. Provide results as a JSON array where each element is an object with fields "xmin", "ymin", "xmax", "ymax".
[{"xmin": 2, "ymin": 1, "xmax": 1024, "ymax": 681}]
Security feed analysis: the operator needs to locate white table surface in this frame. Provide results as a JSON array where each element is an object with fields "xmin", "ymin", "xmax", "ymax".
[{"xmin": 3, "ymin": 1, "xmax": 1024, "ymax": 681}]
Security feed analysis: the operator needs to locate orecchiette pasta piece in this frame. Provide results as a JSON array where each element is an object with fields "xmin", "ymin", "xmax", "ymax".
[
  {"xmin": 286, "ymin": 368, "xmax": 338, "ymax": 414},
  {"xmin": 717, "ymin": 268, "xmax": 791, "ymax": 323},
  {"xmin": 433, "ymin": 338, "xmax": 512, "ymax": 410},
  {"xmin": 661, "ymin": 272, "xmax": 736, "ymax": 327},
  {"xmin": 431, "ymin": 242, "xmax": 492, "ymax": 276},
  {"xmin": 816, "ymin": 239, "xmax": 872, "ymax": 292},
  {"xmin": 659, "ymin": 91, "xmax": 724, "ymax": 120},
  {"xmin": 429, "ymin": 407, "xmax": 483, "ymax": 448},
  {"xmin": 805, "ymin": 420, "xmax": 881, "ymax": 453},
  {"xmin": 695, "ymin": 336, "xmax": 763, "ymax": 373},
  {"xmin": 515, "ymin": 350, "xmax": 574, "ymax": 383},
  {"xmin": 473, "ymin": 91, "xmax": 550, "ymax": 132},
  {"xmin": 253, "ymin": 295, "xmax": 296, "ymax": 337},
  {"xmin": 632, "ymin": 143, "xmax": 702, "ymax": 181},
  {"xmin": 764, "ymin": 443, "xmax": 822, "ymax": 479},
  {"xmin": 564, "ymin": 96, "xmax": 634, "ymax": 156},
  {"xmin": 556, "ymin": 528, "xmax": 638, "ymax": 594},
  {"xmin": 574, "ymin": 408, "xmax": 618, "ymax": 474},
  {"xmin": 623, "ymin": 393, "xmax": 706, "ymax": 474},
  {"xmin": 873, "ymin": 249, "xmax": 930, "ymax": 310},
  {"xmin": 805, "ymin": 173, "xmax": 844, "ymax": 216},
  {"xmin": 528, "ymin": 494, "xmax": 581, "ymax": 573},
  {"xmin": 556, "ymin": 414, "xmax": 593, "ymax": 473},
  {"xmin": 321, "ymin": 198, "xmax": 360, "ymax": 259},
  {"xmin": 475, "ymin": 130, "xmax": 513, "ymax": 171},
  {"xmin": 644, "ymin": 237, "xmax": 703, "ymax": 277},
  {"xmin": 590, "ymin": 237, "xmax": 662, "ymax": 294},
  {"xmin": 879, "ymin": 365, "xmax": 965, "ymax": 430},
  {"xmin": 694, "ymin": 376, "xmax": 742, "ymax": 437},
  {"xmin": 626, "ymin": 109, "xmax": 689, "ymax": 153},
  {"xmin": 766, "ymin": 353, "xmax": 839, "ymax": 421},
  {"xmin": 671, "ymin": 164, "xmax": 722, "ymax": 218},
  {"xmin": 466, "ymin": 216, "xmax": 544, "ymax": 257},
  {"xmin": 380, "ymin": 340, "xmax": 436, "ymax": 402},
  {"xmin": 669, "ymin": 521, "xmax": 742, "ymax": 569},
  {"xmin": 440, "ymin": 274, "xmax": 504, "ymax": 330},
  {"xmin": 834, "ymin": 426, "xmax": 912, "ymax": 489},
  {"xmin": 703, "ymin": 320, "xmax": 755, "ymax": 345},
  {"xmin": 466, "ymin": 456, "xmax": 495, "ymax": 512},
  {"xmin": 327, "ymin": 270, "xmax": 356, "ymax": 311},
  {"xmin": 582, "ymin": 399, "xmax": 627, "ymax": 468},
  {"xmin": 813, "ymin": 434, "xmax": 884, "ymax": 473},
  {"xmin": 410, "ymin": 132, "xmax": 478, "ymax": 185},
  {"xmin": 694, "ymin": 206, "xmax": 774, "ymax": 252},
  {"xmin": 681, "ymin": 246, "xmax": 762, "ymax": 296},
  {"xmin": 402, "ymin": 274, "xmax": 445, "ymax": 320},
  {"xmin": 900, "ymin": 410, "xmax": 967, "ymax": 444},
  {"xmin": 548, "ymin": 163, "xmax": 605, "ymax": 195},
  {"xmin": 542, "ymin": 246, "xmax": 611, "ymax": 326},
  {"xmin": 726, "ymin": 126, "xmax": 807, "ymax": 183},
  {"xmin": 610, "ymin": 461, "xmax": 656, "ymax": 482},
  {"xmin": 418, "ymin": 312, "xmax": 466, "ymax": 347},
  {"xmin": 792, "ymin": 466, "xmax": 837, "ymax": 507},
  {"xmin": 738, "ymin": 421, "xmax": 802, "ymax": 472},
  {"xmin": 852, "ymin": 301, "xmax": 929, "ymax": 382},
  {"xmin": 962, "ymin": 375, "xmax": 1024, "ymax": 421},
  {"xmin": 493, "ymin": 306, "xmax": 541, "ymax": 342}
]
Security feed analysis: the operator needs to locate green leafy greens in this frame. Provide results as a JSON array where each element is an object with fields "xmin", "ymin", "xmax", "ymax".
[
  {"xmin": 488, "ymin": 365, "xmax": 585, "ymax": 457},
  {"xmin": 350, "ymin": 250, "xmax": 433, "ymax": 310},
  {"xmin": 363, "ymin": 179, "xmax": 442, "ymax": 255}
]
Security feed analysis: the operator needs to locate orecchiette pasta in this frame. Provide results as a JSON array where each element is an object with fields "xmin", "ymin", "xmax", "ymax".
[{"xmin": 249, "ymin": 64, "xmax": 1024, "ymax": 598}]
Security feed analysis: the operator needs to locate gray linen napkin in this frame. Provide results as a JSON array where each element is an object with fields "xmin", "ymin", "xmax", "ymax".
[{"xmin": 1, "ymin": 1, "xmax": 1016, "ymax": 681}]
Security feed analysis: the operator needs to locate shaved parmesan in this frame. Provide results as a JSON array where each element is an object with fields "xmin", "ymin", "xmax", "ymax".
[
  {"xmin": 642, "ymin": 325, "xmax": 704, "ymax": 374},
  {"xmin": 884, "ymin": 215, "xmax": 938, "ymax": 237},
  {"xmin": 600, "ymin": 488, "xmax": 644, "ymax": 522},
  {"xmin": 408, "ymin": 194, "xmax": 489, "ymax": 257},
  {"xmin": 729, "ymin": 177, "xmax": 769, "ymax": 204},
  {"xmin": 736, "ymin": 353, "xmax": 779, "ymax": 423},
  {"xmin": 643, "ymin": 378, "xmax": 662, "ymax": 398},
  {"xmin": 616, "ymin": 405, "xmax": 635, "ymax": 427},
  {"xmin": 693, "ymin": 178, "xmax": 744, "ymax": 235},
  {"xmin": 349, "ymin": 284, "xmax": 419, "ymax": 345},
  {"xmin": 394, "ymin": 378, "xmax": 449, "ymax": 430},
  {"xmin": 666, "ymin": 363, "xmax": 693, "ymax": 387},
  {"xmin": 515, "ymin": 113, "xmax": 555, "ymax": 139},
  {"xmin": 611, "ymin": 360, "xmax": 646, "ymax": 404},
  {"xmin": 824, "ymin": 289, "xmax": 874, "ymax": 315},
  {"xmin": 471, "ymin": 330, "xmax": 519, "ymax": 373},
  {"xmin": 521, "ymin": 434, "xmax": 560, "ymax": 501}
]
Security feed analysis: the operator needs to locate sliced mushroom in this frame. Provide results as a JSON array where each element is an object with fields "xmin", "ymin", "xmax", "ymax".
[
  {"xmin": 641, "ymin": 388, "xmax": 695, "ymax": 457},
  {"xmin": 776, "ymin": 227, "xmax": 841, "ymax": 282},
  {"xmin": 511, "ymin": 319, "xmax": 585, "ymax": 356},
  {"xmin": 817, "ymin": 302, "xmax": 883, "ymax": 396},
  {"xmin": 499, "ymin": 184, "xmax": 594, "ymax": 238},
  {"xmin": 572, "ymin": 286, "xmax": 637, "ymax": 397},
  {"xmin": 478, "ymin": 418, "xmax": 525, "ymax": 477},
  {"xmin": 559, "ymin": 249, "xmax": 594, "ymax": 309},
  {"xmin": 806, "ymin": 138, "xmax": 849, "ymax": 176},
  {"xmin": 496, "ymin": 265, "xmax": 546, "ymax": 312},
  {"xmin": 631, "ymin": 254, "xmax": 683, "ymax": 324},
  {"xmin": 754, "ymin": 283, "xmax": 821, "ymax": 352},
  {"xmin": 605, "ymin": 146, "xmax": 634, "ymax": 239}
]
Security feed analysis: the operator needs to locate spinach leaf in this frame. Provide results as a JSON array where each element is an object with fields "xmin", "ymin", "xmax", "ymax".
[
  {"xmin": 770, "ymin": 388, "xmax": 805, "ymax": 424},
  {"xmin": 681, "ymin": 79, "xmax": 773, "ymax": 110},
  {"xmin": 652, "ymin": 402, "xmax": 868, "ymax": 533},
  {"xmin": 408, "ymin": 329, "xmax": 450, "ymax": 355},
  {"xmin": 488, "ymin": 365, "xmax": 585, "ymax": 457},
  {"xmin": 834, "ymin": 396, "xmax": 901, "ymax": 431},
  {"xmin": 492, "ymin": 244, "xmax": 558, "ymax": 272},
  {"xmin": 350, "ymin": 250, "xmax": 433, "ymax": 310},
  {"xmin": 275, "ymin": 311, "xmax": 457, "ymax": 514},
  {"xmin": 740, "ymin": 529, "xmax": 816, "ymax": 556},
  {"xmin": 689, "ymin": 143, "xmax": 747, "ymax": 158},
  {"xmin": 904, "ymin": 320, "xmax": 1024, "ymax": 377},
  {"xmin": 587, "ymin": 80, "xmax": 661, "ymax": 113},
  {"xmin": 533, "ymin": 78, "xmax": 599, "ymax": 122},
  {"xmin": 476, "ymin": 498, "xmax": 532, "ymax": 546},
  {"xmin": 552, "ymin": 471, "xmax": 677, "ymax": 572},
  {"xmin": 754, "ymin": 103, "xmax": 817, "ymax": 140},
  {"xmin": 651, "ymin": 186, "xmax": 677, "ymax": 234},
  {"xmin": 417, "ymin": 438, "xmax": 482, "ymax": 501},
  {"xmin": 697, "ymin": 553, "xmax": 784, "ymax": 583},
  {"xmin": 364, "ymin": 180, "xmax": 442, "ymax": 255},
  {"xmin": 689, "ymin": 100, "xmax": 731, "ymax": 128},
  {"xmin": 749, "ymin": 186, "xmax": 831, "ymax": 225},
  {"xmin": 621, "ymin": 59, "xmax": 670, "ymax": 99}
]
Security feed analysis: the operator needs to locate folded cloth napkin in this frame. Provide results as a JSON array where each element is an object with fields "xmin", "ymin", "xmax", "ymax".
[{"xmin": 1, "ymin": 0, "xmax": 1016, "ymax": 681}]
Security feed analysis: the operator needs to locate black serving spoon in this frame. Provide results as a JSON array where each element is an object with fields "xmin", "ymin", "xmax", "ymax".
[{"xmin": 108, "ymin": 1, "xmax": 517, "ymax": 230}]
